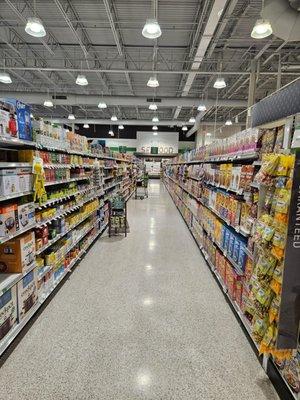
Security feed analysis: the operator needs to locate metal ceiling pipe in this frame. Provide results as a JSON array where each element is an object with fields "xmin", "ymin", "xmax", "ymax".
[
  {"xmin": 0, "ymin": 91, "xmax": 248, "ymax": 108},
  {"xmin": 2, "ymin": 66, "xmax": 299, "ymax": 75},
  {"xmin": 44, "ymin": 118, "xmax": 228, "ymax": 127}
]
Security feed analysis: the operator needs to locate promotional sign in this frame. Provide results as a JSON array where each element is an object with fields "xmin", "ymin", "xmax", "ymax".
[
  {"xmin": 137, "ymin": 131, "xmax": 178, "ymax": 154},
  {"xmin": 0, "ymin": 98, "xmax": 32, "ymax": 141},
  {"xmin": 277, "ymin": 151, "xmax": 300, "ymax": 349}
]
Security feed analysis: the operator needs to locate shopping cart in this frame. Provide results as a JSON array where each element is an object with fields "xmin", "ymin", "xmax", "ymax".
[{"xmin": 135, "ymin": 173, "xmax": 149, "ymax": 199}]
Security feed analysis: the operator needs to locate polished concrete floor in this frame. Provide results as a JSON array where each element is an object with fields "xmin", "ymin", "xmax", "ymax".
[{"xmin": 0, "ymin": 181, "xmax": 279, "ymax": 400}]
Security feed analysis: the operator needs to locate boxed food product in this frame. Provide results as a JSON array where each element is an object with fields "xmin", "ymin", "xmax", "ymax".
[
  {"xmin": 0, "ymin": 231, "xmax": 35, "ymax": 274},
  {"xmin": 17, "ymin": 168, "xmax": 32, "ymax": 192},
  {"xmin": 0, "ymin": 284, "xmax": 18, "ymax": 341},
  {"xmin": 17, "ymin": 268, "xmax": 38, "ymax": 320},
  {"xmin": 0, "ymin": 203, "xmax": 19, "ymax": 237},
  {"xmin": 0, "ymin": 169, "xmax": 20, "ymax": 197},
  {"xmin": 17, "ymin": 202, "xmax": 35, "ymax": 230},
  {"xmin": 228, "ymin": 233, "xmax": 235, "ymax": 258},
  {"xmin": 237, "ymin": 241, "xmax": 247, "ymax": 271}
]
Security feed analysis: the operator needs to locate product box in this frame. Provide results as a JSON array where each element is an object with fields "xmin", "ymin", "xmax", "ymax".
[
  {"xmin": 17, "ymin": 168, "xmax": 32, "ymax": 192},
  {"xmin": 0, "ymin": 108, "xmax": 11, "ymax": 138},
  {"xmin": 0, "ymin": 231, "xmax": 35, "ymax": 274},
  {"xmin": 0, "ymin": 203, "xmax": 19, "ymax": 237},
  {"xmin": 18, "ymin": 202, "xmax": 35, "ymax": 230},
  {"xmin": 228, "ymin": 233, "xmax": 235, "ymax": 258},
  {"xmin": 17, "ymin": 268, "xmax": 38, "ymax": 320},
  {"xmin": 0, "ymin": 169, "xmax": 20, "ymax": 197},
  {"xmin": 237, "ymin": 241, "xmax": 247, "ymax": 271},
  {"xmin": 0, "ymin": 284, "xmax": 18, "ymax": 341}
]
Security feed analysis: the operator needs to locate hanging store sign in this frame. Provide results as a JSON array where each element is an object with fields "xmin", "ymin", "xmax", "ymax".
[{"xmin": 137, "ymin": 131, "xmax": 178, "ymax": 154}]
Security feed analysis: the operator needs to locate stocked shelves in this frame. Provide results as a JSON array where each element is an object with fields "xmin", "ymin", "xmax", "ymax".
[
  {"xmin": 43, "ymin": 163, "xmax": 95, "ymax": 169},
  {"xmin": 104, "ymin": 181, "xmax": 121, "ymax": 191},
  {"xmin": 165, "ymin": 175, "xmax": 250, "ymax": 238},
  {"xmin": 44, "ymin": 175, "xmax": 90, "ymax": 187},
  {"xmin": 0, "ymin": 223, "xmax": 36, "ymax": 245},
  {"xmin": 169, "ymin": 151, "xmax": 259, "ymax": 166},
  {"xmin": 0, "ymin": 190, "xmax": 33, "ymax": 202},
  {"xmin": 0, "ymin": 222, "xmax": 108, "ymax": 357},
  {"xmin": 0, "ymin": 162, "xmax": 32, "ymax": 168},
  {"xmin": 0, "ymin": 137, "xmax": 36, "ymax": 148},
  {"xmin": 0, "ymin": 261, "xmax": 36, "ymax": 297},
  {"xmin": 35, "ymin": 186, "xmax": 96, "ymax": 209}
]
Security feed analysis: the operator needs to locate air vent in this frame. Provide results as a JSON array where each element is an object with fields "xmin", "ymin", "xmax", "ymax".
[
  {"xmin": 146, "ymin": 98, "xmax": 161, "ymax": 103},
  {"xmin": 52, "ymin": 95, "xmax": 67, "ymax": 100}
]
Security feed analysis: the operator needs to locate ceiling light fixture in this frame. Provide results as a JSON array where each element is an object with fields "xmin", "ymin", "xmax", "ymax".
[
  {"xmin": 225, "ymin": 119, "xmax": 233, "ymax": 126},
  {"xmin": 182, "ymin": 126, "xmax": 188, "ymax": 131},
  {"xmin": 76, "ymin": 74, "xmax": 88, "ymax": 86},
  {"xmin": 213, "ymin": 77, "xmax": 226, "ymax": 89},
  {"xmin": 147, "ymin": 75, "xmax": 159, "ymax": 88},
  {"xmin": 118, "ymin": 124, "xmax": 124, "ymax": 130},
  {"xmin": 152, "ymin": 125, "xmax": 158, "ymax": 131},
  {"xmin": 43, "ymin": 99, "xmax": 53, "ymax": 107},
  {"xmin": 142, "ymin": 19, "xmax": 162, "ymax": 39},
  {"xmin": 153, "ymin": 131, "xmax": 158, "ymax": 136},
  {"xmin": 83, "ymin": 123, "xmax": 89, "ymax": 128},
  {"xmin": 30, "ymin": 113, "xmax": 34, "ymax": 119},
  {"xmin": 206, "ymin": 132, "xmax": 212, "ymax": 136},
  {"xmin": 98, "ymin": 101, "xmax": 107, "ymax": 109},
  {"xmin": 25, "ymin": 17, "xmax": 46, "ymax": 38},
  {"xmin": 149, "ymin": 103, "xmax": 157, "ymax": 111},
  {"xmin": 0, "ymin": 71, "xmax": 12, "ymax": 84},
  {"xmin": 108, "ymin": 129, "xmax": 114, "ymax": 136},
  {"xmin": 111, "ymin": 115, "xmax": 118, "ymax": 121},
  {"xmin": 152, "ymin": 116, "xmax": 159, "ymax": 122},
  {"xmin": 68, "ymin": 113, "xmax": 75, "ymax": 120},
  {"xmin": 189, "ymin": 117, "xmax": 196, "ymax": 123},
  {"xmin": 197, "ymin": 104, "xmax": 207, "ymax": 112},
  {"xmin": 251, "ymin": 19, "xmax": 273, "ymax": 39}
]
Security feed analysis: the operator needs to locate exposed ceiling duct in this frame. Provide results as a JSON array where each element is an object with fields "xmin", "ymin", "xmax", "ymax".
[
  {"xmin": 173, "ymin": 0, "xmax": 229, "ymax": 119},
  {"xmin": 262, "ymin": 0, "xmax": 300, "ymax": 41},
  {"xmin": 0, "ymin": 91, "xmax": 247, "ymax": 109}
]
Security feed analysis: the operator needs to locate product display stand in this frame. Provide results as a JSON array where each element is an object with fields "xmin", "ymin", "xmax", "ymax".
[{"xmin": 0, "ymin": 116, "xmax": 136, "ymax": 356}]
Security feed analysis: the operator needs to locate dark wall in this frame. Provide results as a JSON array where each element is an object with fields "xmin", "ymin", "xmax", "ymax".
[{"xmin": 77, "ymin": 124, "xmax": 195, "ymax": 142}]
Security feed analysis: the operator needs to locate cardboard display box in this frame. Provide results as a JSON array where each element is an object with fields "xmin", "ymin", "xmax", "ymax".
[
  {"xmin": 0, "ymin": 231, "xmax": 35, "ymax": 274},
  {"xmin": 0, "ymin": 284, "xmax": 18, "ymax": 341},
  {"xmin": 17, "ymin": 268, "xmax": 38, "ymax": 321},
  {"xmin": 0, "ymin": 203, "xmax": 19, "ymax": 238}
]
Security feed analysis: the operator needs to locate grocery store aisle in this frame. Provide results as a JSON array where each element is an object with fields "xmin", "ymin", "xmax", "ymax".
[{"xmin": 0, "ymin": 181, "xmax": 278, "ymax": 400}]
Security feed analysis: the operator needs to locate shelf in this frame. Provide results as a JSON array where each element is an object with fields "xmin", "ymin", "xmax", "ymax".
[
  {"xmin": 0, "ymin": 222, "xmax": 108, "ymax": 356},
  {"xmin": 35, "ymin": 186, "xmax": 96, "ymax": 209},
  {"xmin": 0, "ymin": 261, "xmax": 36, "ymax": 296},
  {"xmin": 0, "ymin": 190, "xmax": 33, "ymax": 202},
  {"xmin": 104, "ymin": 181, "xmax": 121, "ymax": 191},
  {"xmin": 0, "ymin": 162, "xmax": 32, "ymax": 168},
  {"xmin": 44, "ymin": 175, "xmax": 90, "ymax": 187},
  {"xmin": 0, "ymin": 137, "xmax": 36, "ymax": 148},
  {"xmin": 43, "ymin": 163, "xmax": 95, "ymax": 169},
  {"xmin": 169, "ymin": 151, "xmax": 259, "ymax": 166},
  {"xmin": 0, "ymin": 223, "xmax": 36, "ymax": 245}
]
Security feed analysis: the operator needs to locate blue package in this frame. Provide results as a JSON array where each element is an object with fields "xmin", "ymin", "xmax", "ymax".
[
  {"xmin": 221, "ymin": 226, "xmax": 227, "ymax": 248},
  {"xmin": 232, "ymin": 238, "xmax": 240, "ymax": 262},
  {"xmin": 224, "ymin": 228, "xmax": 231, "ymax": 251},
  {"xmin": 228, "ymin": 234, "xmax": 235, "ymax": 257},
  {"xmin": 238, "ymin": 242, "xmax": 247, "ymax": 271}
]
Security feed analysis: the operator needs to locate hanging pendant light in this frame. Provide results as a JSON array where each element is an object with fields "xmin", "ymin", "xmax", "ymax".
[
  {"xmin": 189, "ymin": 117, "xmax": 196, "ymax": 123},
  {"xmin": 225, "ymin": 119, "xmax": 233, "ymax": 126},
  {"xmin": 153, "ymin": 131, "xmax": 158, "ymax": 136},
  {"xmin": 98, "ymin": 101, "xmax": 107, "ymax": 109},
  {"xmin": 43, "ymin": 99, "xmax": 53, "ymax": 107},
  {"xmin": 152, "ymin": 125, "xmax": 158, "ymax": 130},
  {"xmin": 152, "ymin": 116, "xmax": 159, "ymax": 122},
  {"xmin": 147, "ymin": 75, "xmax": 159, "ymax": 88},
  {"xmin": 213, "ymin": 77, "xmax": 226, "ymax": 89},
  {"xmin": 0, "ymin": 71, "xmax": 12, "ymax": 84},
  {"xmin": 142, "ymin": 19, "xmax": 162, "ymax": 39},
  {"xmin": 111, "ymin": 115, "xmax": 118, "ymax": 121},
  {"xmin": 118, "ymin": 125, "xmax": 124, "ymax": 130},
  {"xmin": 68, "ymin": 113, "xmax": 75, "ymax": 120},
  {"xmin": 83, "ymin": 123, "xmax": 89, "ymax": 128},
  {"xmin": 197, "ymin": 104, "xmax": 207, "ymax": 112},
  {"xmin": 76, "ymin": 74, "xmax": 88, "ymax": 86},
  {"xmin": 108, "ymin": 129, "xmax": 114, "ymax": 136},
  {"xmin": 149, "ymin": 103, "xmax": 157, "ymax": 111},
  {"xmin": 251, "ymin": 19, "xmax": 273, "ymax": 39},
  {"xmin": 182, "ymin": 126, "xmax": 188, "ymax": 131},
  {"xmin": 25, "ymin": 17, "xmax": 46, "ymax": 37}
]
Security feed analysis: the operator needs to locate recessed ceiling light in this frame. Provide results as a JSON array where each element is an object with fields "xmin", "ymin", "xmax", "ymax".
[
  {"xmin": 142, "ymin": 19, "xmax": 162, "ymax": 39},
  {"xmin": 147, "ymin": 75, "xmax": 159, "ymax": 88},
  {"xmin": 152, "ymin": 116, "xmax": 159, "ymax": 122},
  {"xmin": 43, "ymin": 100, "xmax": 53, "ymax": 107},
  {"xmin": 98, "ymin": 102, "xmax": 107, "ymax": 109},
  {"xmin": 83, "ymin": 123, "xmax": 89, "ymax": 128},
  {"xmin": 213, "ymin": 77, "xmax": 226, "ymax": 89},
  {"xmin": 152, "ymin": 125, "xmax": 158, "ymax": 130},
  {"xmin": 76, "ymin": 74, "xmax": 88, "ymax": 86},
  {"xmin": 225, "ymin": 119, "xmax": 233, "ymax": 126},
  {"xmin": 0, "ymin": 71, "xmax": 12, "ymax": 84},
  {"xmin": 149, "ymin": 103, "xmax": 157, "ymax": 111},
  {"xmin": 189, "ymin": 117, "xmax": 196, "ymax": 123},
  {"xmin": 153, "ymin": 131, "xmax": 158, "ymax": 136},
  {"xmin": 197, "ymin": 104, "xmax": 207, "ymax": 112},
  {"xmin": 25, "ymin": 17, "xmax": 46, "ymax": 38},
  {"xmin": 111, "ymin": 115, "xmax": 118, "ymax": 121},
  {"xmin": 251, "ymin": 19, "xmax": 273, "ymax": 39},
  {"xmin": 118, "ymin": 124, "xmax": 124, "ymax": 129},
  {"xmin": 68, "ymin": 113, "xmax": 75, "ymax": 120},
  {"xmin": 182, "ymin": 126, "xmax": 188, "ymax": 131}
]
